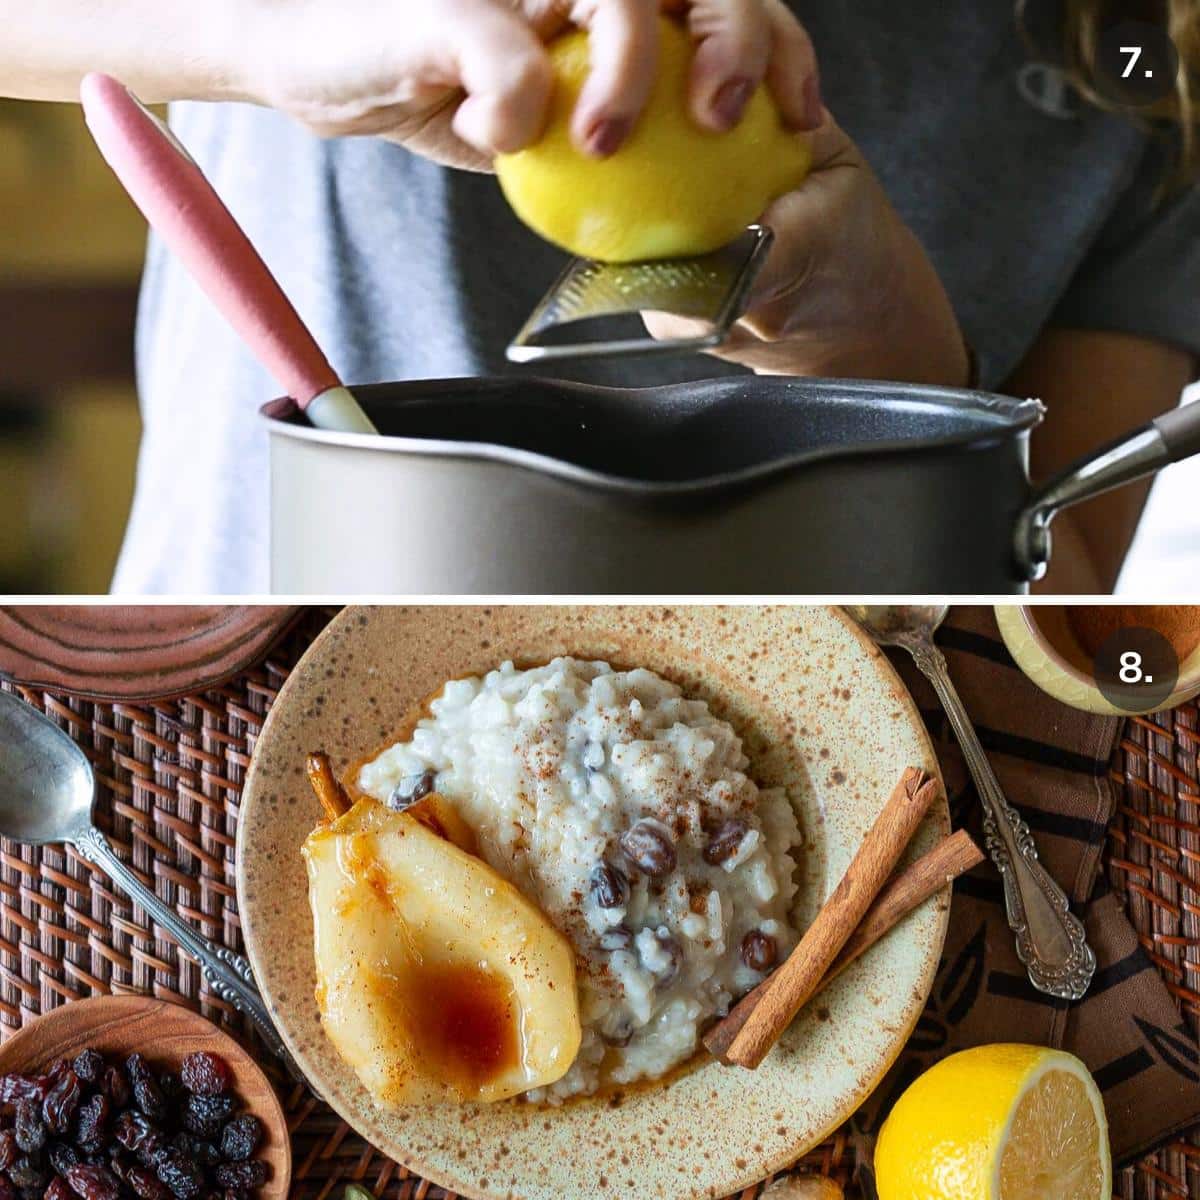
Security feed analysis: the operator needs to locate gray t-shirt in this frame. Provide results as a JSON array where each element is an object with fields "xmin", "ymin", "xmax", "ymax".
[{"xmin": 114, "ymin": 2, "xmax": 1200, "ymax": 594}]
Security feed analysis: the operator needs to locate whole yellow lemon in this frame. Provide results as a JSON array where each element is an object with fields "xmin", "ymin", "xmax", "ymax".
[{"xmin": 495, "ymin": 16, "xmax": 811, "ymax": 262}]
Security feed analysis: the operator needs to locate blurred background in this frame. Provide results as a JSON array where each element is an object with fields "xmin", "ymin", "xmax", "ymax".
[
  {"xmin": 0, "ymin": 97, "xmax": 1196, "ymax": 594},
  {"xmin": 0, "ymin": 98, "xmax": 141, "ymax": 594}
]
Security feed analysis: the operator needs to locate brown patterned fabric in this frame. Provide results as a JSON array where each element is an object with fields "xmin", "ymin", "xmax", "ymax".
[{"xmin": 858, "ymin": 606, "xmax": 1200, "ymax": 1171}]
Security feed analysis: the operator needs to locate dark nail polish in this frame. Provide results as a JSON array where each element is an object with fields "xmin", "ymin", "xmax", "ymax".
[
  {"xmin": 585, "ymin": 116, "xmax": 631, "ymax": 157},
  {"xmin": 712, "ymin": 77, "xmax": 754, "ymax": 129},
  {"xmin": 801, "ymin": 74, "xmax": 823, "ymax": 130}
]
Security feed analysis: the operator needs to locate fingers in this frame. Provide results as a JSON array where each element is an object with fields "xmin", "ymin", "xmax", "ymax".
[
  {"xmin": 449, "ymin": 0, "xmax": 555, "ymax": 154},
  {"xmin": 762, "ymin": 0, "xmax": 821, "ymax": 130},
  {"xmin": 679, "ymin": 0, "xmax": 768, "ymax": 131},
  {"xmin": 444, "ymin": 0, "xmax": 820, "ymax": 161},
  {"xmin": 567, "ymin": 0, "xmax": 659, "ymax": 156},
  {"xmin": 677, "ymin": 0, "xmax": 818, "ymax": 133}
]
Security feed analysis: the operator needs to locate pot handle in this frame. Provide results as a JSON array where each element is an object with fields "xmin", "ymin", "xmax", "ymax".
[{"xmin": 1014, "ymin": 399, "xmax": 1200, "ymax": 582}]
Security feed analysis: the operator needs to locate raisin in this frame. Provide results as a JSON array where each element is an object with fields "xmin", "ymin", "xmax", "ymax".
[
  {"xmin": 13, "ymin": 1099, "xmax": 46, "ymax": 1153},
  {"xmin": 158, "ymin": 1072, "xmax": 184, "ymax": 1106},
  {"xmin": 0, "ymin": 1127, "xmax": 15, "ymax": 1169},
  {"xmin": 618, "ymin": 820, "xmax": 676, "ymax": 877},
  {"xmin": 598, "ymin": 925, "xmax": 633, "ymax": 951},
  {"xmin": 6, "ymin": 1158, "xmax": 45, "ymax": 1190},
  {"xmin": 212, "ymin": 1161, "xmax": 267, "ymax": 1190},
  {"xmin": 648, "ymin": 929, "xmax": 683, "ymax": 985},
  {"xmin": 0, "ymin": 1077, "xmax": 43, "ymax": 1106},
  {"xmin": 169, "ymin": 1132, "xmax": 218, "ymax": 1168},
  {"xmin": 124, "ymin": 1055, "xmax": 149, "ymax": 1084},
  {"xmin": 589, "ymin": 861, "xmax": 630, "ymax": 909},
  {"xmin": 126, "ymin": 1165, "xmax": 172, "ymax": 1200},
  {"xmin": 703, "ymin": 818, "xmax": 749, "ymax": 865},
  {"xmin": 73, "ymin": 1095, "xmax": 109, "ymax": 1150},
  {"xmin": 125, "ymin": 1057, "xmax": 167, "ymax": 1123},
  {"xmin": 99, "ymin": 1070, "xmax": 129, "ymax": 1111},
  {"xmin": 1, "ymin": 1049, "xmax": 265, "ymax": 1200},
  {"xmin": 740, "ymin": 929, "xmax": 778, "ymax": 973},
  {"xmin": 152, "ymin": 1147, "xmax": 203, "ymax": 1199},
  {"xmin": 179, "ymin": 1054, "xmax": 230, "ymax": 1099},
  {"xmin": 112, "ymin": 1110, "xmax": 154, "ymax": 1153},
  {"xmin": 387, "ymin": 769, "xmax": 436, "ymax": 810},
  {"xmin": 217, "ymin": 1115, "xmax": 261, "ymax": 1163},
  {"xmin": 64, "ymin": 1164, "xmax": 120, "ymax": 1200},
  {"xmin": 134, "ymin": 1132, "xmax": 169, "ymax": 1171},
  {"xmin": 180, "ymin": 1095, "xmax": 233, "ymax": 1139},
  {"xmin": 107, "ymin": 1152, "xmax": 132, "ymax": 1181},
  {"xmin": 43, "ymin": 1069, "xmax": 82, "ymax": 1135},
  {"xmin": 50, "ymin": 1141, "xmax": 82, "ymax": 1173},
  {"xmin": 600, "ymin": 1012, "xmax": 635, "ymax": 1047},
  {"xmin": 70, "ymin": 1053, "xmax": 104, "ymax": 1088}
]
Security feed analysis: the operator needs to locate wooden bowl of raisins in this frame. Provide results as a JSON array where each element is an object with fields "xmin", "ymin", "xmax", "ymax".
[{"xmin": 0, "ymin": 994, "xmax": 290, "ymax": 1198}]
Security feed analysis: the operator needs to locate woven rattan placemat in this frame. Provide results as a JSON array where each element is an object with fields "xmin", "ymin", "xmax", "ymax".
[{"xmin": 0, "ymin": 607, "xmax": 1195, "ymax": 1199}]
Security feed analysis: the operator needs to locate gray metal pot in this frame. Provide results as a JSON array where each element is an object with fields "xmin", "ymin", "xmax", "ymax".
[{"xmin": 261, "ymin": 376, "xmax": 1200, "ymax": 593}]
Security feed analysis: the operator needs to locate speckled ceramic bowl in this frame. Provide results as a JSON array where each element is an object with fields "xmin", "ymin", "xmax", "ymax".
[{"xmin": 236, "ymin": 605, "xmax": 949, "ymax": 1200}]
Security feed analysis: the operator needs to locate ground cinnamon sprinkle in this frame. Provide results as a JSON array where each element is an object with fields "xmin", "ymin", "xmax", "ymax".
[{"xmin": 1066, "ymin": 606, "xmax": 1200, "ymax": 663}]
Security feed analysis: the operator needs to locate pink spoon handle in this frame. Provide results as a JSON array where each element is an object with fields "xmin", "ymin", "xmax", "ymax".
[{"xmin": 81, "ymin": 72, "xmax": 367, "ymax": 426}]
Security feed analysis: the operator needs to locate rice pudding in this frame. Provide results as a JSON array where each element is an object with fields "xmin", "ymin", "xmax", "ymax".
[{"xmin": 356, "ymin": 657, "xmax": 803, "ymax": 1101}]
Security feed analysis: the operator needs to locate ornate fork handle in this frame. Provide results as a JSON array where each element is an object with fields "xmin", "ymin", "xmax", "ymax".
[
  {"xmin": 74, "ymin": 826, "xmax": 308, "ymax": 1081},
  {"xmin": 906, "ymin": 640, "xmax": 1096, "ymax": 1000}
]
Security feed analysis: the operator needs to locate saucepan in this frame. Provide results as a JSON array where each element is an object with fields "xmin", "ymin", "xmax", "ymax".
[
  {"xmin": 82, "ymin": 70, "xmax": 1199, "ymax": 595},
  {"xmin": 261, "ymin": 375, "xmax": 1200, "ymax": 593}
]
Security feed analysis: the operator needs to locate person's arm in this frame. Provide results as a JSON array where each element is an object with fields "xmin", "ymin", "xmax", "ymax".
[
  {"xmin": 0, "ymin": 0, "xmax": 820, "ymax": 170},
  {"xmin": 0, "ymin": 1, "xmax": 254, "ymax": 103},
  {"xmin": 1004, "ymin": 328, "xmax": 1195, "ymax": 594}
]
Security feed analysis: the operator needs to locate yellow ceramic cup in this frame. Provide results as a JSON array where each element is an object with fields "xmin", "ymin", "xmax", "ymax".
[{"xmin": 995, "ymin": 605, "xmax": 1200, "ymax": 716}]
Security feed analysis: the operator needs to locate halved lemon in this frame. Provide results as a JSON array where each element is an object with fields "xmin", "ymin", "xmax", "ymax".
[{"xmin": 874, "ymin": 1045, "xmax": 1111, "ymax": 1199}]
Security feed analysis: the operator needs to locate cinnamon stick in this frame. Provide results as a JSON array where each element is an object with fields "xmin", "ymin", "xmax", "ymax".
[
  {"xmin": 718, "ymin": 766, "xmax": 941, "ymax": 1069},
  {"xmin": 704, "ymin": 828, "xmax": 982, "ymax": 1060},
  {"xmin": 306, "ymin": 751, "xmax": 351, "ymax": 821},
  {"xmin": 830, "ymin": 828, "xmax": 982, "ymax": 973}
]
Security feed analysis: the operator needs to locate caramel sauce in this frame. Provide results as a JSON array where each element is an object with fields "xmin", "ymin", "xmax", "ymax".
[
  {"xmin": 399, "ymin": 960, "xmax": 521, "ymax": 1094},
  {"xmin": 337, "ymin": 835, "xmax": 523, "ymax": 1098}
]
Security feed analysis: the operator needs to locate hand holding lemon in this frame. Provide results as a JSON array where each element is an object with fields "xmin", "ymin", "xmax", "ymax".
[
  {"xmin": 496, "ymin": 16, "xmax": 812, "ymax": 261},
  {"xmin": 249, "ymin": 0, "xmax": 819, "ymax": 171},
  {"xmin": 494, "ymin": 11, "xmax": 971, "ymax": 388}
]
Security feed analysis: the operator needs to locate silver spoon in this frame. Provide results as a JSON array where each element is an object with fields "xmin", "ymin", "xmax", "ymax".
[
  {"xmin": 845, "ymin": 605, "xmax": 1096, "ymax": 1000},
  {"xmin": 0, "ymin": 690, "xmax": 305, "ymax": 1079}
]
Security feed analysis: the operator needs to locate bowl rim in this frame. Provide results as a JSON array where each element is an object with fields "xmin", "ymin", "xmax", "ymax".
[{"xmin": 1012, "ymin": 604, "xmax": 1200, "ymax": 705}]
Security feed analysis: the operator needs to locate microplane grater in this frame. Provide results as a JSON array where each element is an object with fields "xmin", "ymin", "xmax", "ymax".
[{"xmin": 507, "ymin": 225, "xmax": 773, "ymax": 362}]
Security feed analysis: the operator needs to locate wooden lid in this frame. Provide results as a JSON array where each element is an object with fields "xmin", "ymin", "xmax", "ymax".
[{"xmin": 0, "ymin": 605, "xmax": 300, "ymax": 700}]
